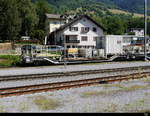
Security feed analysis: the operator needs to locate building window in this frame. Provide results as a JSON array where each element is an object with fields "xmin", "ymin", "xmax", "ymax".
[
  {"xmin": 72, "ymin": 45, "xmax": 76, "ymax": 48},
  {"xmin": 81, "ymin": 36, "xmax": 88, "ymax": 41},
  {"xmin": 83, "ymin": 19, "xmax": 86, "ymax": 22},
  {"xmin": 69, "ymin": 27, "xmax": 78, "ymax": 32},
  {"xmin": 81, "ymin": 27, "xmax": 90, "ymax": 33},
  {"xmin": 123, "ymin": 37, "xmax": 132, "ymax": 43},
  {"xmin": 93, "ymin": 37, "xmax": 97, "ymax": 41},
  {"xmin": 53, "ymin": 21, "xmax": 58, "ymax": 24},
  {"xmin": 67, "ymin": 45, "xmax": 70, "ymax": 48},
  {"xmin": 93, "ymin": 27, "xmax": 97, "ymax": 32},
  {"xmin": 117, "ymin": 41, "xmax": 122, "ymax": 44}
]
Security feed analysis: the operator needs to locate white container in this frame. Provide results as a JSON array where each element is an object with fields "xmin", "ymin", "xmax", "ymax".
[{"xmin": 105, "ymin": 35, "xmax": 123, "ymax": 55}]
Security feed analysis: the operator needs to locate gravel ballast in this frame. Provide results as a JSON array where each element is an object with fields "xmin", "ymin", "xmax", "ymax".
[
  {"xmin": 0, "ymin": 78, "xmax": 150, "ymax": 113},
  {"xmin": 0, "ymin": 68, "xmax": 149, "ymax": 89},
  {"xmin": 0, "ymin": 61, "xmax": 150, "ymax": 76}
]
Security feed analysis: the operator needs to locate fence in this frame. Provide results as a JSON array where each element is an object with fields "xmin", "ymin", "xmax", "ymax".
[{"xmin": 0, "ymin": 43, "xmax": 22, "ymax": 55}]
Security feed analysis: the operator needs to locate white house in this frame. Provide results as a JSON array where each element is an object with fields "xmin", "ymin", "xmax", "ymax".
[
  {"xmin": 127, "ymin": 28, "xmax": 144, "ymax": 36},
  {"xmin": 47, "ymin": 15, "xmax": 105, "ymax": 49},
  {"xmin": 45, "ymin": 14, "xmax": 66, "ymax": 34}
]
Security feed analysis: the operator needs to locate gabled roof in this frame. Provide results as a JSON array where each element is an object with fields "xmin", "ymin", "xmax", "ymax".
[{"xmin": 51, "ymin": 15, "xmax": 106, "ymax": 34}]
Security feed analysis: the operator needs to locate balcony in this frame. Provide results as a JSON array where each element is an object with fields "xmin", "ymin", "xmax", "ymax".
[{"xmin": 66, "ymin": 40, "xmax": 80, "ymax": 43}]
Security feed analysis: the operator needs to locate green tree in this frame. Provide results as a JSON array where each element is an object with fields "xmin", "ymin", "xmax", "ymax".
[
  {"xmin": 17, "ymin": 0, "xmax": 38, "ymax": 36},
  {"xmin": 35, "ymin": 0, "xmax": 53, "ymax": 31},
  {"xmin": 30, "ymin": 29, "xmax": 45, "ymax": 44},
  {"xmin": 102, "ymin": 16, "xmax": 127, "ymax": 35},
  {"xmin": 127, "ymin": 17, "xmax": 144, "ymax": 29},
  {"xmin": 0, "ymin": 0, "xmax": 21, "ymax": 44}
]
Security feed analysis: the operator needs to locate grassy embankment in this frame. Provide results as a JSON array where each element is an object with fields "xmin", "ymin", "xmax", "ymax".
[
  {"xmin": 0, "ymin": 55, "xmax": 21, "ymax": 67},
  {"xmin": 0, "ymin": 42, "xmax": 21, "ymax": 67}
]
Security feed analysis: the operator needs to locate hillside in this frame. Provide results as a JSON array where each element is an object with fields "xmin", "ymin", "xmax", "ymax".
[
  {"xmin": 33, "ymin": 0, "xmax": 150, "ymax": 35},
  {"xmin": 95, "ymin": 0, "xmax": 150, "ymax": 14},
  {"xmin": 44, "ymin": 0, "xmax": 117, "ymax": 15},
  {"xmin": 109, "ymin": 9, "xmax": 150, "ymax": 18},
  {"xmin": 43, "ymin": 0, "xmax": 150, "ymax": 15}
]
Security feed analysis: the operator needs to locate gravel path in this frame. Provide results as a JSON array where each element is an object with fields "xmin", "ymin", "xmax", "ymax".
[
  {"xmin": 0, "ymin": 61, "xmax": 150, "ymax": 76},
  {"xmin": 0, "ymin": 78, "xmax": 150, "ymax": 113}
]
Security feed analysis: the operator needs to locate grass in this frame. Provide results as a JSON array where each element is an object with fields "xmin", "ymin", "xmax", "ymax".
[
  {"xmin": 123, "ymin": 85, "xmax": 147, "ymax": 91},
  {"xmin": 103, "ymin": 83, "xmax": 124, "ymax": 88},
  {"xmin": 0, "ymin": 103, "xmax": 6, "ymax": 113},
  {"xmin": 109, "ymin": 9, "xmax": 150, "ymax": 18},
  {"xmin": 81, "ymin": 83, "xmax": 149, "ymax": 98},
  {"xmin": 105, "ymin": 103, "xmax": 118, "ymax": 112},
  {"xmin": 143, "ymin": 77, "xmax": 150, "ymax": 83},
  {"xmin": 0, "ymin": 55, "xmax": 21, "ymax": 67},
  {"xmin": 19, "ymin": 102, "xmax": 30, "ymax": 112},
  {"xmin": 33, "ymin": 96, "xmax": 62, "ymax": 111},
  {"xmin": 137, "ymin": 109, "xmax": 150, "ymax": 113},
  {"xmin": 122, "ymin": 98, "xmax": 149, "ymax": 113},
  {"xmin": 81, "ymin": 90, "xmax": 117, "ymax": 98}
]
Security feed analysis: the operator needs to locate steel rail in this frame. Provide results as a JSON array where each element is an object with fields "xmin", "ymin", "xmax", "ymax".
[
  {"xmin": 0, "ymin": 65, "xmax": 150, "ymax": 82},
  {"xmin": 0, "ymin": 71, "xmax": 149, "ymax": 98}
]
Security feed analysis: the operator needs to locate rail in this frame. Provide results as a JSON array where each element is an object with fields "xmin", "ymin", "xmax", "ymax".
[
  {"xmin": 0, "ymin": 65, "xmax": 150, "ymax": 82},
  {"xmin": 0, "ymin": 70, "xmax": 150, "ymax": 98}
]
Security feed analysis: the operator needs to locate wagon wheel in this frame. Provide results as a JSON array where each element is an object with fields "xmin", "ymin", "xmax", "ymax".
[{"xmin": 34, "ymin": 61, "xmax": 40, "ymax": 66}]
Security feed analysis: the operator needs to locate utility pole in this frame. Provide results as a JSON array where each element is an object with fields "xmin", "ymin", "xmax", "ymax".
[
  {"xmin": 144, "ymin": 0, "xmax": 148, "ymax": 61},
  {"xmin": 63, "ymin": 34, "xmax": 67, "ymax": 68}
]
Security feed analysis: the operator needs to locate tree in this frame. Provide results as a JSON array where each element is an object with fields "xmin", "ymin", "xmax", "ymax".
[
  {"xmin": 0, "ymin": 0, "xmax": 21, "ymax": 44},
  {"xmin": 127, "ymin": 17, "xmax": 144, "ymax": 29},
  {"xmin": 35, "ymin": 0, "xmax": 53, "ymax": 31},
  {"xmin": 17, "ymin": 0, "xmax": 38, "ymax": 36},
  {"xmin": 102, "ymin": 16, "xmax": 127, "ymax": 35},
  {"xmin": 30, "ymin": 29, "xmax": 45, "ymax": 44}
]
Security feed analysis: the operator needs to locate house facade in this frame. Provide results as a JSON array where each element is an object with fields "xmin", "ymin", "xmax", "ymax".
[
  {"xmin": 47, "ymin": 15, "xmax": 105, "ymax": 49},
  {"xmin": 45, "ymin": 14, "xmax": 66, "ymax": 34}
]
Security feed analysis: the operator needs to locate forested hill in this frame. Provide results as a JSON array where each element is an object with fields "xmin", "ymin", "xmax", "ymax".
[
  {"xmin": 33, "ymin": 0, "xmax": 117, "ymax": 15},
  {"xmin": 39, "ymin": 0, "xmax": 150, "ymax": 15},
  {"xmin": 100, "ymin": 0, "xmax": 150, "ymax": 14}
]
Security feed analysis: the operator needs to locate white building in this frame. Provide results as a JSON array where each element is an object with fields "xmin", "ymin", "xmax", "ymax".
[
  {"xmin": 47, "ymin": 15, "xmax": 105, "ymax": 49},
  {"xmin": 46, "ymin": 14, "xmax": 66, "ymax": 34},
  {"xmin": 128, "ymin": 28, "xmax": 144, "ymax": 36},
  {"xmin": 103, "ymin": 35, "xmax": 147, "ymax": 56}
]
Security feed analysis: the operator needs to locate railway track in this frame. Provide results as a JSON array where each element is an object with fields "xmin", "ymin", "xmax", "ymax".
[
  {"xmin": 1, "ymin": 65, "xmax": 150, "ymax": 82},
  {"xmin": 0, "ymin": 70, "xmax": 150, "ymax": 98}
]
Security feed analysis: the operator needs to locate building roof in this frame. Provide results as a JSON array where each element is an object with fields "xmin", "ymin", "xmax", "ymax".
[
  {"xmin": 46, "ymin": 13, "xmax": 65, "ymax": 20},
  {"xmin": 51, "ymin": 15, "xmax": 106, "ymax": 34}
]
